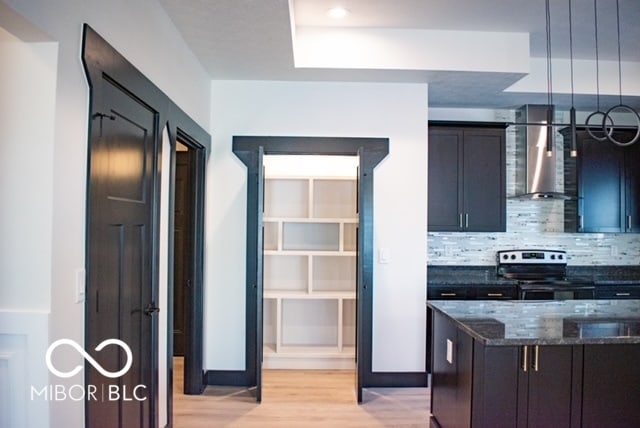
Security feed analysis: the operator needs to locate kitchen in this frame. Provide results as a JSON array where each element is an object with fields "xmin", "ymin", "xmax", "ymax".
[
  {"xmin": 2, "ymin": 0, "xmax": 640, "ymax": 427},
  {"xmin": 427, "ymin": 104, "xmax": 640, "ymax": 427}
]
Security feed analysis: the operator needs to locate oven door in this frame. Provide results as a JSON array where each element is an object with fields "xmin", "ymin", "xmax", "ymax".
[{"xmin": 519, "ymin": 286, "xmax": 595, "ymax": 300}]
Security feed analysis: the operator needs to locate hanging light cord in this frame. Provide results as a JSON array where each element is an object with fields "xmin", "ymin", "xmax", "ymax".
[
  {"xmin": 615, "ymin": 0, "xmax": 623, "ymax": 105},
  {"xmin": 545, "ymin": 0, "xmax": 553, "ymax": 108},
  {"xmin": 568, "ymin": 0, "xmax": 574, "ymax": 108},
  {"xmin": 593, "ymin": 0, "xmax": 601, "ymax": 111}
]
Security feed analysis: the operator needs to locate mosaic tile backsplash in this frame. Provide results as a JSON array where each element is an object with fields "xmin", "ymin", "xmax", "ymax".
[{"xmin": 428, "ymin": 119, "xmax": 640, "ymax": 266}]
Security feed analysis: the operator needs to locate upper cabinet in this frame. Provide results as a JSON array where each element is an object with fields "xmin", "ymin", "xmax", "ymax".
[
  {"xmin": 564, "ymin": 129, "xmax": 640, "ymax": 233},
  {"xmin": 428, "ymin": 123, "xmax": 506, "ymax": 232}
]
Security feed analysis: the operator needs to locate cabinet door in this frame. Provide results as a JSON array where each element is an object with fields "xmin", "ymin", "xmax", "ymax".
[
  {"xmin": 581, "ymin": 344, "xmax": 640, "ymax": 428},
  {"xmin": 428, "ymin": 129, "xmax": 463, "ymax": 231},
  {"xmin": 472, "ymin": 343, "xmax": 519, "ymax": 428},
  {"xmin": 519, "ymin": 345, "xmax": 574, "ymax": 428},
  {"xmin": 578, "ymin": 137, "xmax": 625, "ymax": 232},
  {"xmin": 463, "ymin": 129, "xmax": 506, "ymax": 232},
  {"xmin": 625, "ymin": 141, "xmax": 640, "ymax": 232}
]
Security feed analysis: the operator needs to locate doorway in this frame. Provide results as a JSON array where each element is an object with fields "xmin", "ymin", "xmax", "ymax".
[
  {"xmin": 261, "ymin": 155, "xmax": 358, "ymax": 388},
  {"xmin": 173, "ymin": 141, "xmax": 194, "ymax": 357},
  {"xmin": 232, "ymin": 136, "xmax": 389, "ymax": 403}
]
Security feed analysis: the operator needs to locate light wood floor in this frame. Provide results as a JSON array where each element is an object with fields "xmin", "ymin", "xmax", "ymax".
[{"xmin": 173, "ymin": 358, "xmax": 431, "ymax": 427}]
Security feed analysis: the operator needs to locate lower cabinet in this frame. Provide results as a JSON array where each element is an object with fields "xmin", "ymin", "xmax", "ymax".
[
  {"xmin": 430, "ymin": 312, "xmax": 640, "ymax": 428},
  {"xmin": 581, "ymin": 344, "xmax": 640, "ymax": 428}
]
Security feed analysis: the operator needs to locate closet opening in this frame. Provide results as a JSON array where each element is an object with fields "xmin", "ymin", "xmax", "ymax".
[{"xmin": 262, "ymin": 155, "xmax": 358, "ymax": 391}]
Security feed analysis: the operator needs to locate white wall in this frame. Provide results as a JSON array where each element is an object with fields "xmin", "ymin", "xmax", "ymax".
[
  {"xmin": 0, "ymin": 0, "xmax": 211, "ymax": 426},
  {"xmin": 208, "ymin": 80, "xmax": 428, "ymax": 372}
]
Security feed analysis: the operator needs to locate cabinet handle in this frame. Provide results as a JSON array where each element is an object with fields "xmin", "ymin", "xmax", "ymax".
[
  {"xmin": 465, "ymin": 213, "xmax": 469, "ymax": 228},
  {"xmin": 459, "ymin": 213, "xmax": 463, "ymax": 229},
  {"xmin": 616, "ymin": 292, "xmax": 631, "ymax": 297},
  {"xmin": 440, "ymin": 292, "xmax": 457, "ymax": 297},
  {"xmin": 487, "ymin": 293, "xmax": 503, "ymax": 297},
  {"xmin": 627, "ymin": 215, "xmax": 632, "ymax": 231},
  {"xmin": 579, "ymin": 215, "xmax": 584, "ymax": 230},
  {"xmin": 533, "ymin": 345, "xmax": 540, "ymax": 372},
  {"xmin": 522, "ymin": 345, "xmax": 528, "ymax": 372}
]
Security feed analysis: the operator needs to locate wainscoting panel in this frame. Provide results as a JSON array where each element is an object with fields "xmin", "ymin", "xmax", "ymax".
[{"xmin": 0, "ymin": 311, "xmax": 50, "ymax": 428}]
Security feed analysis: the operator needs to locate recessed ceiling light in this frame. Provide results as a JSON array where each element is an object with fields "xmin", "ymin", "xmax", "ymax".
[{"xmin": 327, "ymin": 6, "xmax": 350, "ymax": 19}]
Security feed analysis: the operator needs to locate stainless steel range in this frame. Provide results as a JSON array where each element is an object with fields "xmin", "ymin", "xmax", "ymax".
[{"xmin": 496, "ymin": 249, "xmax": 595, "ymax": 300}]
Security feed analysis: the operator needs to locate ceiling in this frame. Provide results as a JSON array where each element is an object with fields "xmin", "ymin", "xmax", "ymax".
[{"xmin": 159, "ymin": 0, "xmax": 640, "ymax": 110}]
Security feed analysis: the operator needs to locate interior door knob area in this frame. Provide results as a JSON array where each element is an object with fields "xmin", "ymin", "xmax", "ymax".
[{"xmin": 144, "ymin": 303, "xmax": 160, "ymax": 316}]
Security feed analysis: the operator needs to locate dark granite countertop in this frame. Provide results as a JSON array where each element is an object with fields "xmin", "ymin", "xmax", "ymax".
[
  {"xmin": 428, "ymin": 299, "xmax": 640, "ymax": 346},
  {"xmin": 428, "ymin": 265, "xmax": 640, "ymax": 287}
]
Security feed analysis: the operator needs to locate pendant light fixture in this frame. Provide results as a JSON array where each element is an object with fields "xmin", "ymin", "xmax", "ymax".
[
  {"xmin": 602, "ymin": 0, "xmax": 640, "ymax": 146},
  {"xmin": 567, "ymin": 0, "xmax": 577, "ymax": 157},
  {"xmin": 544, "ymin": 0, "xmax": 554, "ymax": 157},
  {"xmin": 585, "ymin": 0, "xmax": 614, "ymax": 142}
]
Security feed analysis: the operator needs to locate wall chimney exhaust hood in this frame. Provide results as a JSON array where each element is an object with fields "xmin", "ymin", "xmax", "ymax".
[{"xmin": 513, "ymin": 104, "xmax": 571, "ymax": 200}]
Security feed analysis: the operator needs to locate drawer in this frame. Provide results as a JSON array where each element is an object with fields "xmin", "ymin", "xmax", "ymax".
[
  {"xmin": 475, "ymin": 287, "xmax": 517, "ymax": 300},
  {"xmin": 428, "ymin": 287, "xmax": 470, "ymax": 300},
  {"xmin": 595, "ymin": 286, "xmax": 640, "ymax": 299}
]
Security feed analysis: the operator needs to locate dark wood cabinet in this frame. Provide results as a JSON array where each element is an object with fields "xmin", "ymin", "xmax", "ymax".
[
  {"xmin": 428, "ymin": 124, "xmax": 506, "ymax": 232},
  {"xmin": 564, "ymin": 129, "xmax": 640, "ymax": 232},
  {"xmin": 580, "ymin": 345, "xmax": 640, "ymax": 428},
  {"xmin": 430, "ymin": 311, "xmax": 473, "ymax": 428},
  {"xmin": 431, "ymin": 311, "xmax": 640, "ymax": 428},
  {"xmin": 516, "ymin": 345, "xmax": 576, "ymax": 428}
]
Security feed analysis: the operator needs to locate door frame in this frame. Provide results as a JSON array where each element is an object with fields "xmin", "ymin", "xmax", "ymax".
[
  {"xmin": 82, "ymin": 24, "xmax": 210, "ymax": 426},
  {"xmin": 232, "ymin": 136, "xmax": 388, "ymax": 402},
  {"xmin": 167, "ymin": 129, "xmax": 207, "ymax": 398}
]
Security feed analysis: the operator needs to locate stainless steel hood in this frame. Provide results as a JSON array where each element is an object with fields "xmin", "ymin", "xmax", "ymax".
[{"xmin": 513, "ymin": 104, "xmax": 571, "ymax": 200}]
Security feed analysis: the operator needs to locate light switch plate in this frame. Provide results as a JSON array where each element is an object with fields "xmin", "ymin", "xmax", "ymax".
[
  {"xmin": 75, "ymin": 268, "xmax": 86, "ymax": 303},
  {"xmin": 379, "ymin": 248, "xmax": 390, "ymax": 264}
]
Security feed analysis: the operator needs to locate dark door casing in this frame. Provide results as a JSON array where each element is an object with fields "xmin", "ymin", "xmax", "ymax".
[
  {"xmin": 83, "ymin": 24, "xmax": 211, "ymax": 426},
  {"xmin": 233, "ymin": 136, "xmax": 389, "ymax": 403}
]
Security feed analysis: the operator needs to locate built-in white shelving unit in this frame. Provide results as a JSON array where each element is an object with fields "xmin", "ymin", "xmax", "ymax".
[{"xmin": 263, "ymin": 172, "xmax": 357, "ymax": 370}]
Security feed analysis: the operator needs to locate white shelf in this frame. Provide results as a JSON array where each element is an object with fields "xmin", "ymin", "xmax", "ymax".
[
  {"xmin": 262, "ymin": 174, "xmax": 357, "ymax": 370},
  {"xmin": 264, "ymin": 290, "xmax": 356, "ymax": 299}
]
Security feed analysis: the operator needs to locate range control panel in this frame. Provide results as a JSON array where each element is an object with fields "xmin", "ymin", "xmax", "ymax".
[{"xmin": 497, "ymin": 250, "xmax": 567, "ymax": 264}]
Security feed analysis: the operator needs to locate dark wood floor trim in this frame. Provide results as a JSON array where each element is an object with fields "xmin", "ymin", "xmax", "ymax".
[
  {"xmin": 204, "ymin": 369, "xmax": 428, "ymax": 388},
  {"xmin": 365, "ymin": 372, "xmax": 429, "ymax": 388},
  {"xmin": 205, "ymin": 370, "xmax": 253, "ymax": 386}
]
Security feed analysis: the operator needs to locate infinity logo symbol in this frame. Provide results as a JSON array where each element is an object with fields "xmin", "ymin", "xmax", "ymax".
[{"xmin": 46, "ymin": 338, "xmax": 133, "ymax": 379}]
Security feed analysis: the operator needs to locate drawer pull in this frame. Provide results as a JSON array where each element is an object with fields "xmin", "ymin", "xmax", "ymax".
[
  {"xmin": 522, "ymin": 345, "xmax": 528, "ymax": 372},
  {"xmin": 615, "ymin": 292, "xmax": 631, "ymax": 297},
  {"xmin": 440, "ymin": 292, "xmax": 457, "ymax": 297},
  {"xmin": 487, "ymin": 293, "xmax": 503, "ymax": 297}
]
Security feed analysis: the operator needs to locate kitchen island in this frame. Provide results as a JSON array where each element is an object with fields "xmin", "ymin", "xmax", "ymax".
[{"xmin": 428, "ymin": 300, "xmax": 640, "ymax": 428}]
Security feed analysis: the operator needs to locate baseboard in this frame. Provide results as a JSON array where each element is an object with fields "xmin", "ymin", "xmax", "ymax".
[
  {"xmin": 204, "ymin": 370, "xmax": 253, "ymax": 386},
  {"xmin": 364, "ymin": 371, "xmax": 428, "ymax": 388},
  {"xmin": 205, "ymin": 369, "xmax": 428, "ymax": 388}
]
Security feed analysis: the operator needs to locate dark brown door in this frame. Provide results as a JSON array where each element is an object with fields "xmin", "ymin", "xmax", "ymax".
[
  {"xmin": 173, "ymin": 149, "xmax": 193, "ymax": 356},
  {"xmin": 86, "ymin": 78, "xmax": 158, "ymax": 428}
]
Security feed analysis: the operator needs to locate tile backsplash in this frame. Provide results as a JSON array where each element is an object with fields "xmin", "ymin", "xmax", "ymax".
[{"xmin": 428, "ymin": 118, "xmax": 640, "ymax": 266}]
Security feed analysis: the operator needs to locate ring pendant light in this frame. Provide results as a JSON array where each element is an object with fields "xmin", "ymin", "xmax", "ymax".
[
  {"xmin": 602, "ymin": 0, "xmax": 640, "ymax": 146},
  {"xmin": 585, "ymin": 0, "xmax": 614, "ymax": 142}
]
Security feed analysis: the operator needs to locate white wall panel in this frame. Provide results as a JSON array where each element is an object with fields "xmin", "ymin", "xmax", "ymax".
[{"xmin": 209, "ymin": 81, "xmax": 428, "ymax": 372}]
